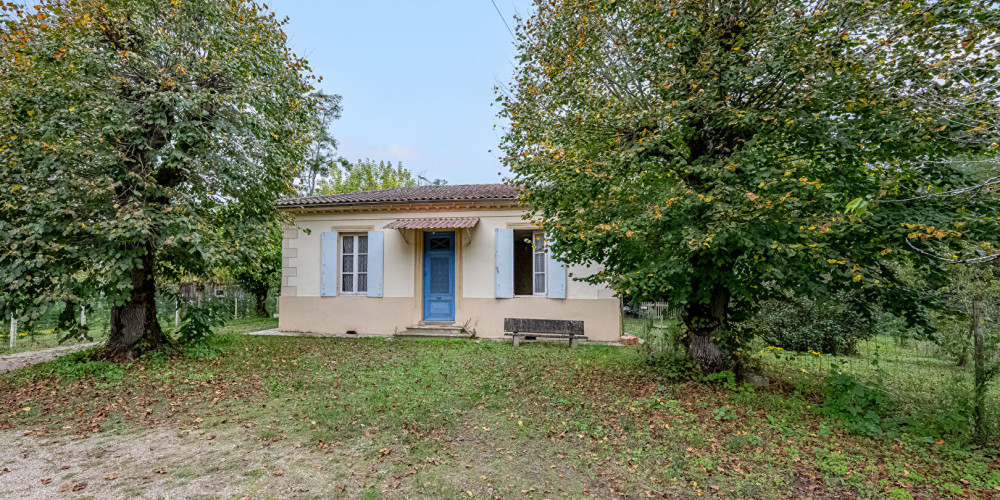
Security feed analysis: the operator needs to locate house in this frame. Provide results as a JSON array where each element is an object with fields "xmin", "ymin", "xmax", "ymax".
[{"xmin": 275, "ymin": 184, "xmax": 622, "ymax": 341}]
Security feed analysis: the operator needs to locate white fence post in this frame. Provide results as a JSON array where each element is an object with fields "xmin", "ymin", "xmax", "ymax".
[
  {"xmin": 81, "ymin": 306, "xmax": 86, "ymax": 327},
  {"xmin": 234, "ymin": 294, "xmax": 238, "ymax": 319},
  {"xmin": 9, "ymin": 314, "xmax": 15, "ymax": 350},
  {"xmin": 174, "ymin": 298, "xmax": 179, "ymax": 327}
]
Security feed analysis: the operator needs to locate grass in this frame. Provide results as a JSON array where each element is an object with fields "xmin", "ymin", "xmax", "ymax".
[
  {"xmin": 0, "ymin": 325, "xmax": 109, "ymax": 355},
  {"xmin": 625, "ymin": 317, "xmax": 1000, "ymax": 440},
  {"xmin": 2, "ymin": 317, "xmax": 998, "ymax": 498}
]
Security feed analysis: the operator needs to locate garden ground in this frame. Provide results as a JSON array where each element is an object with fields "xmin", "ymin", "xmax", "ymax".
[{"xmin": 1, "ymin": 318, "xmax": 998, "ymax": 499}]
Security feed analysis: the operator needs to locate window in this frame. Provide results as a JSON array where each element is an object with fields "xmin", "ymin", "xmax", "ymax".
[
  {"xmin": 341, "ymin": 233, "xmax": 368, "ymax": 294},
  {"xmin": 513, "ymin": 230, "xmax": 546, "ymax": 296}
]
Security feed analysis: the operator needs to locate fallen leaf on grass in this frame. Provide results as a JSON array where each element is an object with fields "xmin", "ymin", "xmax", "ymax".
[
  {"xmin": 105, "ymin": 476, "xmax": 116, "ymax": 481},
  {"xmin": 72, "ymin": 482, "xmax": 87, "ymax": 492},
  {"xmin": 40, "ymin": 478, "xmax": 52, "ymax": 485}
]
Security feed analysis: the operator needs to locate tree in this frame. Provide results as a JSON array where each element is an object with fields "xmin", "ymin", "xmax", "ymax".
[
  {"xmin": 218, "ymin": 204, "xmax": 282, "ymax": 318},
  {"xmin": 316, "ymin": 158, "xmax": 418, "ymax": 194},
  {"xmin": 0, "ymin": 0, "xmax": 318, "ymax": 360},
  {"xmin": 499, "ymin": 0, "xmax": 1000, "ymax": 372},
  {"xmin": 300, "ymin": 92, "xmax": 342, "ymax": 196}
]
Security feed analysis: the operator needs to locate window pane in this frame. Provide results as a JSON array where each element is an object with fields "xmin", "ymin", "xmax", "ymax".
[
  {"xmin": 358, "ymin": 273, "xmax": 367, "ymax": 292},
  {"xmin": 342, "ymin": 255, "xmax": 353, "ymax": 273},
  {"xmin": 343, "ymin": 235, "xmax": 353, "ymax": 253},
  {"xmin": 534, "ymin": 252, "xmax": 545, "ymax": 272},
  {"xmin": 429, "ymin": 255, "xmax": 450, "ymax": 294},
  {"xmin": 358, "ymin": 235, "xmax": 368, "ymax": 254},
  {"xmin": 342, "ymin": 274, "xmax": 353, "ymax": 292},
  {"xmin": 534, "ymin": 273, "xmax": 545, "ymax": 294},
  {"xmin": 358, "ymin": 254, "xmax": 368, "ymax": 273},
  {"xmin": 533, "ymin": 232, "xmax": 545, "ymax": 248}
]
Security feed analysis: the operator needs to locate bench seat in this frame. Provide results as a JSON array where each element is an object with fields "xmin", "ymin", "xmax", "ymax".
[{"xmin": 503, "ymin": 318, "xmax": 586, "ymax": 347}]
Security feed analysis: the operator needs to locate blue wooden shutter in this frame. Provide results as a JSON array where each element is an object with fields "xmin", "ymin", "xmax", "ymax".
[
  {"xmin": 547, "ymin": 250, "xmax": 567, "ymax": 299},
  {"xmin": 367, "ymin": 230, "xmax": 384, "ymax": 298},
  {"xmin": 320, "ymin": 231, "xmax": 338, "ymax": 297},
  {"xmin": 494, "ymin": 228, "xmax": 514, "ymax": 298}
]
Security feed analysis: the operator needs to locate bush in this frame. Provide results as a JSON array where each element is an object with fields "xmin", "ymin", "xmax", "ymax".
[
  {"xmin": 740, "ymin": 293, "xmax": 875, "ymax": 355},
  {"xmin": 176, "ymin": 300, "xmax": 225, "ymax": 346},
  {"xmin": 820, "ymin": 371, "xmax": 893, "ymax": 437}
]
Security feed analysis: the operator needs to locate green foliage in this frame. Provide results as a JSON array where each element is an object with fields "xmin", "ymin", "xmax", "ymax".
[
  {"xmin": 56, "ymin": 301, "xmax": 91, "ymax": 344},
  {"xmin": 647, "ymin": 346, "xmax": 698, "ymax": 381},
  {"xmin": 176, "ymin": 301, "xmax": 225, "ymax": 347},
  {"xmin": 216, "ymin": 202, "xmax": 283, "ymax": 317},
  {"xmin": 499, "ymin": 0, "xmax": 1000, "ymax": 370},
  {"xmin": 820, "ymin": 371, "xmax": 893, "ymax": 438},
  {"xmin": 712, "ymin": 405, "xmax": 737, "ymax": 421},
  {"xmin": 316, "ymin": 158, "xmax": 417, "ymax": 194},
  {"xmin": 740, "ymin": 292, "xmax": 875, "ymax": 355},
  {"xmin": 299, "ymin": 92, "xmax": 343, "ymax": 196},
  {"xmin": 0, "ymin": 0, "xmax": 318, "ymax": 349},
  {"xmin": 51, "ymin": 351, "xmax": 126, "ymax": 383}
]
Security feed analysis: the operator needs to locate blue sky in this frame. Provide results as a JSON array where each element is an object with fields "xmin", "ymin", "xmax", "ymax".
[{"xmin": 275, "ymin": 0, "xmax": 531, "ymax": 185}]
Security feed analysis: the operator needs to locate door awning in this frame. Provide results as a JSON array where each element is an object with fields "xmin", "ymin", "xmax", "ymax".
[{"xmin": 384, "ymin": 217, "xmax": 480, "ymax": 230}]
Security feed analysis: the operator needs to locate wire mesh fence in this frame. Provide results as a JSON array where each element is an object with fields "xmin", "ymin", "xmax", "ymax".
[
  {"xmin": 2, "ymin": 284, "xmax": 278, "ymax": 355},
  {"xmin": 623, "ymin": 297, "xmax": 1000, "ymax": 444}
]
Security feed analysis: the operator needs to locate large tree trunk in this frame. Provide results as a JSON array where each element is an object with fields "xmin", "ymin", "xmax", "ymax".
[
  {"xmin": 254, "ymin": 291, "xmax": 269, "ymax": 318},
  {"xmin": 681, "ymin": 283, "xmax": 733, "ymax": 373},
  {"xmin": 102, "ymin": 250, "xmax": 169, "ymax": 361}
]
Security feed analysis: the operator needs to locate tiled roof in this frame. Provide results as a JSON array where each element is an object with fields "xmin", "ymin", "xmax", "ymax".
[
  {"xmin": 384, "ymin": 217, "xmax": 480, "ymax": 230},
  {"xmin": 276, "ymin": 184, "xmax": 520, "ymax": 208}
]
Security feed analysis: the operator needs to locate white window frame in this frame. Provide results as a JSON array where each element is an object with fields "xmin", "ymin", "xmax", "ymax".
[
  {"xmin": 340, "ymin": 233, "xmax": 368, "ymax": 295},
  {"xmin": 511, "ymin": 229, "xmax": 549, "ymax": 298},
  {"xmin": 531, "ymin": 231, "xmax": 547, "ymax": 296}
]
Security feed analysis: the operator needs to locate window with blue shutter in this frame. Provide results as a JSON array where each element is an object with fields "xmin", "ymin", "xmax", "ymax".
[
  {"xmin": 320, "ymin": 231, "xmax": 338, "ymax": 297},
  {"xmin": 494, "ymin": 228, "xmax": 514, "ymax": 298},
  {"xmin": 367, "ymin": 230, "xmax": 384, "ymax": 297}
]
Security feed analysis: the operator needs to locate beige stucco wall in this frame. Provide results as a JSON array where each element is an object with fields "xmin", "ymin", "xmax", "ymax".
[{"xmin": 279, "ymin": 206, "xmax": 621, "ymax": 341}]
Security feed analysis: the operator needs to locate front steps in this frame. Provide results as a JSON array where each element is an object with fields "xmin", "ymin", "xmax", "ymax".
[{"xmin": 395, "ymin": 322, "xmax": 472, "ymax": 339}]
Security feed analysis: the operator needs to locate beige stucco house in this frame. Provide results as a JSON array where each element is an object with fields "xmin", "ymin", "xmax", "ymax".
[{"xmin": 276, "ymin": 184, "xmax": 621, "ymax": 341}]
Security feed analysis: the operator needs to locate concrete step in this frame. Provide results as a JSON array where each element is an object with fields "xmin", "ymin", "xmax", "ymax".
[{"xmin": 396, "ymin": 324, "xmax": 472, "ymax": 339}]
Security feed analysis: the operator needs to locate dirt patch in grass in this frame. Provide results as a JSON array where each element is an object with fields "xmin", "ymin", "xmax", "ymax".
[
  {"xmin": 0, "ymin": 343, "xmax": 101, "ymax": 374},
  {"xmin": 0, "ymin": 424, "xmax": 376, "ymax": 499}
]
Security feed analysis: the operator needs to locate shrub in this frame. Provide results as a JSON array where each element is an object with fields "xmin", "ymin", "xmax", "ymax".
[
  {"xmin": 176, "ymin": 300, "xmax": 225, "ymax": 346},
  {"xmin": 740, "ymin": 292, "xmax": 874, "ymax": 355},
  {"xmin": 820, "ymin": 371, "xmax": 893, "ymax": 437}
]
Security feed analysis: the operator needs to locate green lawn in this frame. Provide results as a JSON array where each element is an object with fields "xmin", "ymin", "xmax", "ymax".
[
  {"xmin": 625, "ymin": 317, "xmax": 1000, "ymax": 443},
  {"xmin": 1, "ymin": 318, "xmax": 998, "ymax": 498},
  {"xmin": 1, "ymin": 322, "xmax": 109, "ymax": 355}
]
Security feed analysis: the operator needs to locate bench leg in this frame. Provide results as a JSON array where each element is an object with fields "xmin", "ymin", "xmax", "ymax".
[
  {"xmin": 569, "ymin": 336, "xmax": 579, "ymax": 348},
  {"xmin": 512, "ymin": 334, "xmax": 520, "ymax": 347}
]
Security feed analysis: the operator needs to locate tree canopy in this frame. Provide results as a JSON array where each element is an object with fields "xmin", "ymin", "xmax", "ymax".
[
  {"xmin": 299, "ymin": 91, "xmax": 342, "ymax": 196},
  {"xmin": 316, "ymin": 158, "xmax": 418, "ymax": 194},
  {"xmin": 0, "ymin": 0, "xmax": 318, "ymax": 359},
  {"xmin": 499, "ymin": 0, "xmax": 1000, "ymax": 371}
]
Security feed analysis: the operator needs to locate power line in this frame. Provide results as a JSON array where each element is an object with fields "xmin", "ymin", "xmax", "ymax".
[{"xmin": 490, "ymin": 0, "xmax": 516, "ymax": 40}]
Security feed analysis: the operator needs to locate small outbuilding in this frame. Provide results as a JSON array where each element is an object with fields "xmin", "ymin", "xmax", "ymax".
[{"xmin": 276, "ymin": 184, "xmax": 621, "ymax": 341}]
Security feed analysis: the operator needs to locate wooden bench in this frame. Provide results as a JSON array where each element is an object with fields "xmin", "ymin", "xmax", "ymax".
[{"xmin": 503, "ymin": 318, "xmax": 586, "ymax": 347}]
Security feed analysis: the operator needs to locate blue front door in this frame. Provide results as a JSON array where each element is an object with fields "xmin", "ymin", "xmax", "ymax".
[{"xmin": 422, "ymin": 231, "xmax": 455, "ymax": 321}]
